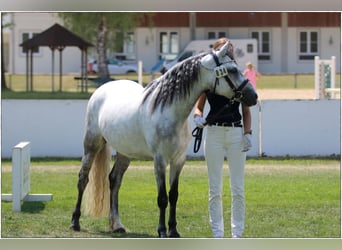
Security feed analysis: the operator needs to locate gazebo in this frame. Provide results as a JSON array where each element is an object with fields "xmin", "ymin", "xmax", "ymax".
[{"xmin": 20, "ymin": 23, "xmax": 94, "ymax": 93}]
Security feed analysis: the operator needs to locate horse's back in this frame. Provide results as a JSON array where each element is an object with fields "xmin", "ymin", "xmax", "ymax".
[
  {"xmin": 86, "ymin": 80, "xmax": 152, "ymax": 158},
  {"xmin": 91, "ymin": 80, "xmax": 143, "ymax": 102}
]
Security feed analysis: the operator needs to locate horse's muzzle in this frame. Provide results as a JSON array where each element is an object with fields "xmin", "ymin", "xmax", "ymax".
[{"xmin": 241, "ymin": 89, "xmax": 258, "ymax": 106}]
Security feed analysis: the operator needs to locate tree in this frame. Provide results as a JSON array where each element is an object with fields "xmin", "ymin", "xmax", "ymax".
[
  {"xmin": 59, "ymin": 13, "xmax": 152, "ymax": 79},
  {"xmin": 1, "ymin": 13, "xmax": 13, "ymax": 91}
]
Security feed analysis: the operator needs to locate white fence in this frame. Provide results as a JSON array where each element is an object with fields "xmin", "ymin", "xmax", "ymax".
[{"xmin": 1, "ymin": 99, "xmax": 340, "ymax": 158}]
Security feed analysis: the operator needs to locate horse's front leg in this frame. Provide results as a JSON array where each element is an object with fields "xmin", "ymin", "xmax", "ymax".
[
  {"xmin": 168, "ymin": 158, "xmax": 185, "ymax": 238},
  {"xmin": 154, "ymin": 155, "xmax": 168, "ymax": 238},
  {"xmin": 109, "ymin": 153, "xmax": 130, "ymax": 233}
]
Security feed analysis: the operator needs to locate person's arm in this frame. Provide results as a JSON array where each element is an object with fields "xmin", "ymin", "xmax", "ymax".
[
  {"xmin": 256, "ymin": 70, "xmax": 262, "ymax": 79},
  {"xmin": 194, "ymin": 93, "xmax": 206, "ymax": 118},
  {"xmin": 193, "ymin": 93, "xmax": 207, "ymax": 128},
  {"xmin": 242, "ymin": 105, "xmax": 252, "ymax": 135},
  {"xmin": 242, "ymin": 104, "xmax": 252, "ymax": 152}
]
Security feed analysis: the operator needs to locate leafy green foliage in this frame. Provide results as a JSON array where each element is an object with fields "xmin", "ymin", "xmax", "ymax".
[{"xmin": 58, "ymin": 13, "xmax": 151, "ymax": 54}]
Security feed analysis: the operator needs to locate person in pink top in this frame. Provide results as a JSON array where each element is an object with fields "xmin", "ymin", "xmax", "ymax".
[{"xmin": 243, "ymin": 62, "xmax": 261, "ymax": 90}]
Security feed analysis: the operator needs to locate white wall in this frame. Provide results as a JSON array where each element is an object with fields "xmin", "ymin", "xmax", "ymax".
[
  {"xmin": 2, "ymin": 100, "xmax": 87, "ymax": 158},
  {"xmin": 260, "ymin": 100, "xmax": 340, "ymax": 156},
  {"xmin": 1, "ymin": 99, "xmax": 340, "ymax": 158}
]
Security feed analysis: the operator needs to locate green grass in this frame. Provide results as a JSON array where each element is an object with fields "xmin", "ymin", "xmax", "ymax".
[
  {"xmin": 3, "ymin": 73, "xmax": 340, "ymax": 99},
  {"xmin": 1, "ymin": 158, "xmax": 340, "ymax": 238},
  {"xmin": 2, "ymin": 73, "xmax": 154, "ymax": 99},
  {"xmin": 1, "ymin": 91, "xmax": 93, "ymax": 100}
]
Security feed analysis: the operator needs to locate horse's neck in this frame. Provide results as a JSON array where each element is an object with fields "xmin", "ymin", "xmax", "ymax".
[{"xmin": 169, "ymin": 80, "xmax": 206, "ymax": 122}]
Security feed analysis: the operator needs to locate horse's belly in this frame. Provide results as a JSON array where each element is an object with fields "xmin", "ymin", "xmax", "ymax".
[{"xmin": 104, "ymin": 122, "xmax": 152, "ymax": 159}]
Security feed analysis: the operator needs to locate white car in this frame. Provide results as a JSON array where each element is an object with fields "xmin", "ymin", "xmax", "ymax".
[{"xmin": 90, "ymin": 58, "xmax": 139, "ymax": 75}]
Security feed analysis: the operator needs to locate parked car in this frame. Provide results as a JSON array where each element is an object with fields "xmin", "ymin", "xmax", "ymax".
[{"xmin": 89, "ymin": 58, "xmax": 139, "ymax": 75}]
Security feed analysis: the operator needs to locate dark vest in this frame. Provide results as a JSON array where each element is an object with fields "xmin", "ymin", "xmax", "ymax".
[{"xmin": 205, "ymin": 91, "xmax": 242, "ymax": 124}]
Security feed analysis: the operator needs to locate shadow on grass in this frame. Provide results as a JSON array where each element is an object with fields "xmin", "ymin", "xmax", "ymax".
[
  {"xmin": 21, "ymin": 202, "xmax": 46, "ymax": 213},
  {"xmin": 77, "ymin": 228, "xmax": 156, "ymax": 238},
  {"xmin": 99, "ymin": 231, "xmax": 156, "ymax": 238}
]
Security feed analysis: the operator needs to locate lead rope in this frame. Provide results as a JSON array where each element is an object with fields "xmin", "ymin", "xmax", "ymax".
[
  {"xmin": 192, "ymin": 127, "xmax": 203, "ymax": 153},
  {"xmin": 192, "ymin": 76, "xmax": 219, "ymax": 153},
  {"xmin": 192, "ymin": 104, "xmax": 229, "ymax": 153}
]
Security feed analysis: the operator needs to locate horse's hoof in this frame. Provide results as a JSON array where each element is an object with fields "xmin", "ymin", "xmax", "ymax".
[
  {"xmin": 169, "ymin": 230, "xmax": 180, "ymax": 238},
  {"xmin": 158, "ymin": 232, "xmax": 168, "ymax": 238},
  {"xmin": 70, "ymin": 223, "xmax": 80, "ymax": 232},
  {"xmin": 158, "ymin": 225, "xmax": 168, "ymax": 238},
  {"xmin": 113, "ymin": 227, "xmax": 126, "ymax": 233}
]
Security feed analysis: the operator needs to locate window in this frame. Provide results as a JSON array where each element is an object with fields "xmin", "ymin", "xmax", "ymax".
[
  {"xmin": 207, "ymin": 31, "xmax": 226, "ymax": 39},
  {"xmin": 124, "ymin": 33, "xmax": 135, "ymax": 53},
  {"xmin": 115, "ymin": 32, "xmax": 136, "ymax": 60},
  {"xmin": 124, "ymin": 32, "xmax": 136, "ymax": 60},
  {"xmin": 299, "ymin": 30, "xmax": 319, "ymax": 60},
  {"xmin": 21, "ymin": 32, "xmax": 40, "ymax": 54},
  {"xmin": 159, "ymin": 31, "xmax": 179, "ymax": 60},
  {"xmin": 251, "ymin": 31, "xmax": 271, "ymax": 61}
]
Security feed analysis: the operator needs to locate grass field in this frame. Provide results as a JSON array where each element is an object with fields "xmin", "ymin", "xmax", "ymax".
[
  {"xmin": 3, "ymin": 73, "xmax": 341, "ymax": 99},
  {"xmin": 1, "ymin": 158, "xmax": 340, "ymax": 238}
]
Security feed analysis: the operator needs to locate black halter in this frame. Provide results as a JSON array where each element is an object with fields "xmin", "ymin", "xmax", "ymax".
[{"xmin": 211, "ymin": 52, "xmax": 249, "ymax": 102}]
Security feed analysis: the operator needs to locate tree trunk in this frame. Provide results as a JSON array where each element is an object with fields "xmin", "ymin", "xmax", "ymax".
[
  {"xmin": 97, "ymin": 15, "xmax": 109, "ymax": 79},
  {"xmin": 1, "ymin": 25, "xmax": 8, "ymax": 91},
  {"xmin": 1, "ymin": 63, "xmax": 7, "ymax": 91}
]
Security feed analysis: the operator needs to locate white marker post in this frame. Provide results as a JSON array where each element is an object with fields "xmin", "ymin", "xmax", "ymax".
[
  {"xmin": 1, "ymin": 142, "xmax": 53, "ymax": 212},
  {"xmin": 314, "ymin": 56, "xmax": 337, "ymax": 99},
  {"xmin": 138, "ymin": 60, "xmax": 143, "ymax": 85}
]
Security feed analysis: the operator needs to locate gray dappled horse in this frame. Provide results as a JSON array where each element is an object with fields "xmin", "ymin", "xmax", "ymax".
[{"xmin": 70, "ymin": 42, "xmax": 258, "ymax": 237}]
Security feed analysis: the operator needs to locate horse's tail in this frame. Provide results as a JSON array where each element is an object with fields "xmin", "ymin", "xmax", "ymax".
[{"xmin": 84, "ymin": 143, "xmax": 111, "ymax": 217}]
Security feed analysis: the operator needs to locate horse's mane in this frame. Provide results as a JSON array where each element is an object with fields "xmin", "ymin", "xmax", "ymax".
[{"xmin": 142, "ymin": 52, "xmax": 207, "ymax": 112}]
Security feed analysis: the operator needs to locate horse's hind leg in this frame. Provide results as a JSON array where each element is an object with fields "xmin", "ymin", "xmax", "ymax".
[
  {"xmin": 70, "ymin": 134, "xmax": 105, "ymax": 231},
  {"xmin": 109, "ymin": 152, "xmax": 130, "ymax": 233}
]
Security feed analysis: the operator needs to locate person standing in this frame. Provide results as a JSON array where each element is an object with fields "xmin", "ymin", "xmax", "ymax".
[
  {"xmin": 243, "ymin": 62, "xmax": 261, "ymax": 90},
  {"xmin": 193, "ymin": 38, "xmax": 252, "ymax": 238}
]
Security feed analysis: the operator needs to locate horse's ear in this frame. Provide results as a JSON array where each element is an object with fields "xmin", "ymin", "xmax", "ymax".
[
  {"xmin": 216, "ymin": 41, "xmax": 235, "ymax": 61},
  {"xmin": 216, "ymin": 42, "xmax": 229, "ymax": 58}
]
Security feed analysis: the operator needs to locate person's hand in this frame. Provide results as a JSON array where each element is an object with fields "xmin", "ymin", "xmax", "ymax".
[
  {"xmin": 242, "ymin": 133, "xmax": 252, "ymax": 152},
  {"xmin": 194, "ymin": 116, "xmax": 206, "ymax": 128}
]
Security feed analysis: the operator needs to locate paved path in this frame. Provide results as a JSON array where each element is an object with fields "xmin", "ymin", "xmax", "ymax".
[{"xmin": 257, "ymin": 89, "xmax": 340, "ymax": 100}]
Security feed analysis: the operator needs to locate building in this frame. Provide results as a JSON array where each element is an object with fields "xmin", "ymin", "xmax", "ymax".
[{"xmin": 4, "ymin": 12, "xmax": 341, "ymax": 75}]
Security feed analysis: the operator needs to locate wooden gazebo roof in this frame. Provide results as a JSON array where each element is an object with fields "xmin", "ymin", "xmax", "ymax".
[
  {"xmin": 20, "ymin": 23, "xmax": 94, "ymax": 92},
  {"xmin": 20, "ymin": 23, "xmax": 93, "ymax": 49}
]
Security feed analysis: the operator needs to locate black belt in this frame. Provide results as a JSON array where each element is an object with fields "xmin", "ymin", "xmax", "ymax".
[{"xmin": 209, "ymin": 122, "xmax": 242, "ymax": 127}]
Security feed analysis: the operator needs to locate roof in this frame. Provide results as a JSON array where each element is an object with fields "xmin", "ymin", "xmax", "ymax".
[{"xmin": 20, "ymin": 23, "xmax": 94, "ymax": 50}]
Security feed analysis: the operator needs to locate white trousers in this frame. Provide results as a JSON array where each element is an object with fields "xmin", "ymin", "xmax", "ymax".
[{"xmin": 204, "ymin": 125, "xmax": 246, "ymax": 238}]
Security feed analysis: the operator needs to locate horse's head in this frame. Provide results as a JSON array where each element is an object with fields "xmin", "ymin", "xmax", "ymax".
[{"xmin": 200, "ymin": 42, "xmax": 258, "ymax": 106}]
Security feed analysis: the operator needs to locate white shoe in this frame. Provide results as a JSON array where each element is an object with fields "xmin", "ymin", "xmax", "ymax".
[{"xmin": 232, "ymin": 234, "xmax": 241, "ymax": 238}]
